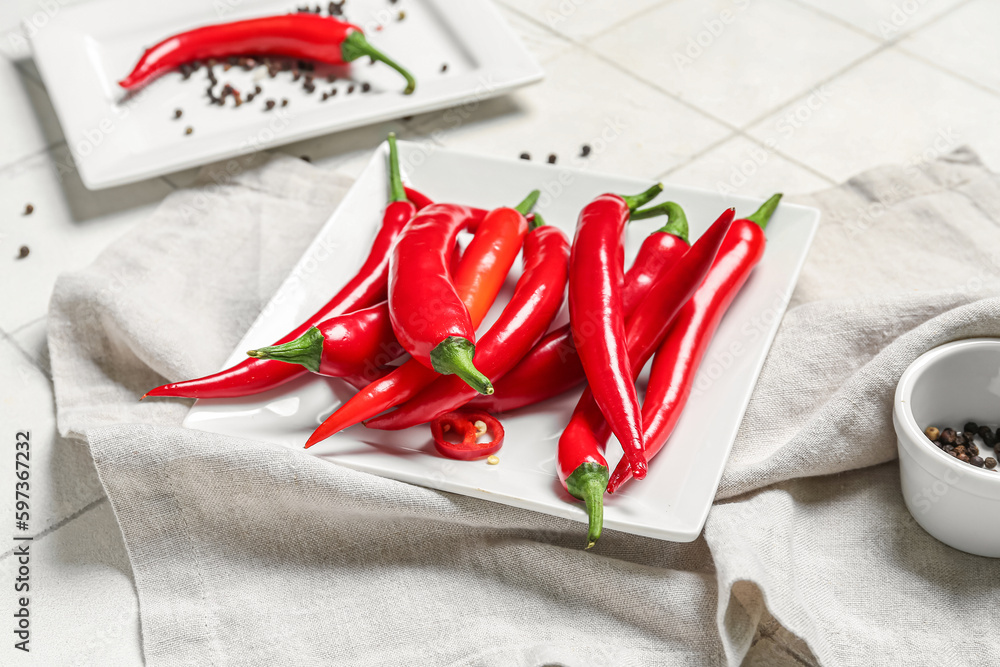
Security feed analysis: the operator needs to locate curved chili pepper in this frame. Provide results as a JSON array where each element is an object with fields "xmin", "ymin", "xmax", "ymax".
[
  {"xmin": 431, "ymin": 410, "xmax": 505, "ymax": 461},
  {"xmin": 366, "ymin": 215, "xmax": 570, "ymax": 430},
  {"xmin": 245, "ymin": 300, "xmax": 402, "ymax": 377},
  {"xmin": 144, "ymin": 133, "xmax": 436, "ymax": 400},
  {"xmin": 559, "ymin": 204, "xmax": 735, "ymax": 546},
  {"xmin": 119, "ymin": 13, "xmax": 416, "ymax": 94},
  {"xmin": 388, "ymin": 192, "xmax": 538, "ymax": 395},
  {"xmin": 608, "ymin": 194, "xmax": 782, "ymax": 492},
  {"xmin": 467, "ymin": 215, "xmax": 690, "ymax": 412},
  {"xmin": 568, "ymin": 184, "xmax": 663, "ymax": 480},
  {"xmin": 305, "ymin": 194, "xmax": 537, "ymax": 447}
]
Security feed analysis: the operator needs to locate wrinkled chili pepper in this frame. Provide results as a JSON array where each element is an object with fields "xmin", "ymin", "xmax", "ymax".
[
  {"xmin": 467, "ymin": 215, "xmax": 690, "ymax": 412},
  {"xmin": 387, "ymin": 191, "xmax": 539, "ymax": 395},
  {"xmin": 568, "ymin": 184, "xmax": 663, "ymax": 480},
  {"xmin": 144, "ymin": 134, "xmax": 442, "ymax": 400},
  {"xmin": 608, "ymin": 195, "xmax": 782, "ymax": 492},
  {"xmin": 559, "ymin": 204, "xmax": 735, "ymax": 547},
  {"xmin": 245, "ymin": 300, "xmax": 403, "ymax": 377},
  {"xmin": 119, "ymin": 13, "xmax": 416, "ymax": 93},
  {"xmin": 365, "ymin": 214, "xmax": 570, "ymax": 430},
  {"xmin": 305, "ymin": 193, "xmax": 537, "ymax": 447},
  {"xmin": 430, "ymin": 410, "xmax": 505, "ymax": 460}
]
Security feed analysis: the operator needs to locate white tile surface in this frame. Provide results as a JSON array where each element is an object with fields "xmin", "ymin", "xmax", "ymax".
[
  {"xmin": 795, "ymin": 0, "xmax": 967, "ymax": 40},
  {"xmin": 0, "ymin": 145, "xmax": 171, "ymax": 331},
  {"xmin": 591, "ymin": 0, "xmax": 879, "ymax": 128},
  {"xmin": 10, "ymin": 316, "xmax": 50, "ymax": 376},
  {"xmin": 747, "ymin": 47, "xmax": 1000, "ymax": 182},
  {"xmin": 406, "ymin": 47, "xmax": 730, "ymax": 180},
  {"xmin": 0, "ymin": 334, "xmax": 106, "ymax": 555},
  {"xmin": 0, "ymin": 499, "xmax": 143, "ymax": 667},
  {"xmin": 0, "ymin": 56, "xmax": 58, "ymax": 168},
  {"xmin": 900, "ymin": 0, "xmax": 1000, "ymax": 95},
  {"xmin": 665, "ymin": 135, "xmax": 833, "ymax": 197},
  {"xmin": 498, "ymin": 0, "xmax": 665, "ymax": 41},
  {"xmin": 495, "ymin": 2, "xmax": 574, "ymax": 64}
]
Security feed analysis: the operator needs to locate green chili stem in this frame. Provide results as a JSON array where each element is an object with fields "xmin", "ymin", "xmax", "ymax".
[
  {"xmin": 565, "ymin": 462, "xmax": 609, "ymax": 549},
  {"xmin": 631, "ymin": 201, "xmax": 690, "ymax": 244},
  {"xmin": 387, "ymin": 133, "xmax": 406, "ymax": 203},
  {"xmin": 341, "ymin": 31, "xmax": 416, "ymax": 95},
  {"xmin": 744, "ymin": 193, "xmax": 783, "ymax": 230},
  {"xmin": 529, "ymin": 212, "xmax": 546, "ymax": 230},
  {"xmin": 430, "ymin": 337, "xmax": 493, "ymax": 395},
  {"xmin": 515, "ymin": 190, "xmax": 541, "ymax": 216},
  {"xmin": 247, "ymin": 327, "xmax": 324, "ymax": 373},
  {"xmin": 619, "ymin": 183, "xmax": 663, "ymax": 211}
]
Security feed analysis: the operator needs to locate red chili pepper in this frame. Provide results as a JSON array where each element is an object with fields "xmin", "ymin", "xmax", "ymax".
[
  {"xmin": 119, "ymin": 13, "xmax": 416, "ymax": 94},
  {"xmin": 567, "ymin": 184, "xmax": 663, "ymax": 480},
  {"xmin": 430, "ymin": 410, "xmax": 505, "ymax": 461},
  {"xmin": 467, "ymin": 215, "xmax": 690, "ymax": 412},
  {"xmin": 244, "ymin": 300, "xmax": 402, "ymax": 377},
  {"xmin": 608, "ymin": 194, "xmax": 782, "ymax": 493},
  {"xmin": 388, "ymin": 192, "xmax": 538, "ymax": 395},
  {"xmin": 305, "ymin": 194, "xmax": 536, "ymax": 447},
  {"xmin": 144, "ymin": 134, "xmax": 438, "ymax": 400},
  {"xmin": 559, "ymin": 204, "xmax": 735, "ymax": 547},
  {"xmin": 365, "ymin": 215, "xmax": 570, "ymax": 430}
]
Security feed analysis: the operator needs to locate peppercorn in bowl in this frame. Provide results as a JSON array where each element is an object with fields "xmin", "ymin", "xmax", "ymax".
[{"xmin": 894, "ymin": 338, "xmax": 1000, "ymax": 557}]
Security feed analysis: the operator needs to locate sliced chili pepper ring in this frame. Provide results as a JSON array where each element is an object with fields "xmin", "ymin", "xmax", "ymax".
[{"xmin": 430, "ymin": 411, "xmax": 504, "ymax": 461}]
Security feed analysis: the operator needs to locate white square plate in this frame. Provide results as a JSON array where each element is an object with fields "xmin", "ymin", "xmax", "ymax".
[
  {"xmin": 183, "ymin": 141, "xmax": 819, "ymax": 542},
  {"xmin": 29, "ymin": 0, "xmax": 542, "ymax": 189}
]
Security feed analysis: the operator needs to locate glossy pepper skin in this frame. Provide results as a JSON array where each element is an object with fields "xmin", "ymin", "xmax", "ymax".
[
  {"xmin": 143, "ymin": 134, "xmax": 432, "ymax": 400},
  {"xmin": 567, "ymin": 184, "xmax": 662, "ymax": 480},
  {"xmin": 366, "ymin": 216, "xmax": 571, "ymax": 430},
  {"xmin": 119, "ymin": 14, "xmax": 416, "ymax": 94},
  {"xmin": 607, "ymin": 195, "xmax": 781, "ymax": 493},
  {"xmin": 468, "ymin": 218, "xmax": 690, "ymax": 413},
  {"xmin": 305, "ymin": 194, "xmax": 537, "ymax": 447},
  {"xmin": 245, "ymin": 301, "xmax": 403, "ymax": 377},
  {"xmin": 560, "ymin": 204, "xmax": 734, "ymax": 547}
]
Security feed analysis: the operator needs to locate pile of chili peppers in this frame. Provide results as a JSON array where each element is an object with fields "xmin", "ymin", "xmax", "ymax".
[{"xmin": 147, "ymin": 132, "xmax": 784, "ymax": 549}]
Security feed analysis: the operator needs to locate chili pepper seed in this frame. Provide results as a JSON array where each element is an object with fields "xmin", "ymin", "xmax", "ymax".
[
  {"xmin": 474, "ymin": 420, "xmax": 487, "ymax": 437},
  {"xmin": 486, "ymin": 455, "xmax": 499, "ymax": 465}
]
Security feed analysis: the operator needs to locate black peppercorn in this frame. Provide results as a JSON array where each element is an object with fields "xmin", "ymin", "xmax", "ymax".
[
  {"xmin": 986, "ymin": 457, "xmax": 997, "ymax": 469},
  {"xmin": 16, "ymin": 245, "xmax": 29, "ymax": 259},
  {"xmin": 580, "ymin": 144, "xmax": 591, "ymax": 157},
  {"xmin": 547, "ymin": 154, "xmax": 557, "ymax": 164},
  {"xmin": 971, "ymin": 456, "xmax": 985, "ymax": 467},
  {"xmin": 265, "ymin": 99, "xmax": 276, "ymax": 110},
  {"xmin": 964, "ymin": 422, "xmax": 979, "ymax": 434},
  {"xmin": 174, "ymin": 108, "xmax": 183, "ymax": 119},
  {"xmin": 968, "ymin": 443, "xmax": 980, "ymax": 457},
  {"xmin": 978, "ymin": 426, "xmax": 996, "ymax": 447},
  {"xmin": 958, "ymin": 453, "xmax": 970, "ymax": 463},
  {"xmin": 954, "ymin": 431, "xmax": 967, "ymax": 446},
  {"xmin": 23, "ymin": 204, "xmax": 33, "ymax": 215},
  {"xmin": 519, "ymin": 152, "xmax": 530, "ymax": 160},
  {"xmin": 940, "ymin": 428, "xmax": 957, "ymax": 446}
]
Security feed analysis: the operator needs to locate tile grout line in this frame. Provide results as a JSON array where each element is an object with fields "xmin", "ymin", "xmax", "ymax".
[
  {"xmin": 895, "ymin": 43, "xmax": 1000, "ymax": 103},
  {"xmin": 0, "ymin": 496, "xmax": 108, "ymax": 561},
  {"xmin": 501, "ymin": 4, "xmax": 848, "ymax": 184},
  {"xmin": 1, "ymin": 324, "xmax": 52, "ymax": 379},
  {"xmin": 10, "ymin": 314, "xmax": 46, "ymax": 336}
]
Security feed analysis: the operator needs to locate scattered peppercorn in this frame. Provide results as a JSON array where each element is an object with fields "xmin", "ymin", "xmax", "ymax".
[
  {"xmin": 986, "ymin": 457, "xmax": 997, "ymax": 469},
  {"xmin": 304, "ymin": 81, "xmax": 316, "ymax": 93},
  {"xmin": 519, "ymin": 152, "xmax": 530, "ymax": 160},
  {"xmin": 580, "ymin": 144, "xmax": 591, "ymax": 158},
  {"xmin": 398, "ymin": 11, "xmax": 406, "ymax": 21},
  {"xmin": 185, "ymin": 126, "xmax": 193, "ymax": 135},
  {"xmin": 265, "ymin": 99, "xmax": 276, "ymax": 110},
  {"xmin": 441, "ymin": 63, "xmax": 448, "ymax": 73},
  {"xmin": 23, "ymin": 204, "xmax": 33, "ymax": 215},
  {"xmin": 301, "ymin": 155, "xmax": 311, "ymax": 162},
  {"xmin": 254, "ymin": 85, "xmax": 262, "ymax": 94},
  {"xmin": 329, "ymin": 1, "xmax": 345, "ymax": 16},
  {"xmin": 347, "ymin": 84, "xmax": 355, "ymax": 94},
  {"xmin": 362, "ymin": 82, "xmax": 371, "ymax": 92},
  {"xmin": 547, "ymin": 154, "xmax": 557, "ymax": 164},
  {"xmin": 179, "ymin": 63, "xmax": 192, "ymax": 79},
  {"xmin": 281, "ymin": 98, "xmax": 289, "ymax": 107},
  {"xmin": 173, "ymin": 108, "xmax": 183, "ymax": 119},
  {"xmin": 16, "ymin": 246, "xmax": 29, "ymax": 259}
]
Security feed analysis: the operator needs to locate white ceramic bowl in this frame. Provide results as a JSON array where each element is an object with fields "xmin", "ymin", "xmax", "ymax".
[{"xmin": 894, "ymin": 338, "xmax": 1000, "ymax": 557}]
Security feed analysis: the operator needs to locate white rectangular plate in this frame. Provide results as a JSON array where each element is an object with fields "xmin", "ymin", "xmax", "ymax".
[
  {"xmin": 29, "ymin": 0, "xmax": 542, "ymax": 189},
  {"xmin": 183, "ymin": 141, "xmax": 819, "ymax": 542}
]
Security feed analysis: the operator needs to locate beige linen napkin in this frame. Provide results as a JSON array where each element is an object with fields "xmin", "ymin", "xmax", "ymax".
[{"xmin": 49, "ymin": 148, "xmax": 1000, "ymax": 666}]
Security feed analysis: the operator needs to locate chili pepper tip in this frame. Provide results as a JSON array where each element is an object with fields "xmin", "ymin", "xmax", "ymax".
[
  {"xmin": 340, "ymin": 31, "xmax": 416, "ymax": 94},
  {"xmin": 566, "ymin": 462, "xmax": 608, "ymax": 548},
  {"xmin": 430, "ymin": 336, "xmax": 494, "ymax": 395},
  {"xmin": 514, "ymin": 189, "xmax": 541, "ymax": 216},
  {"xmin": 743, "ymin": 193, "xmax": 783, "ymax": 230},
  {"xmin": 619, "ymin": 183, "xmax": 663, "ymax": 212},
  {"xmin": 245, "ymin": 327, "xmax": 324, "ymax": 373}
]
